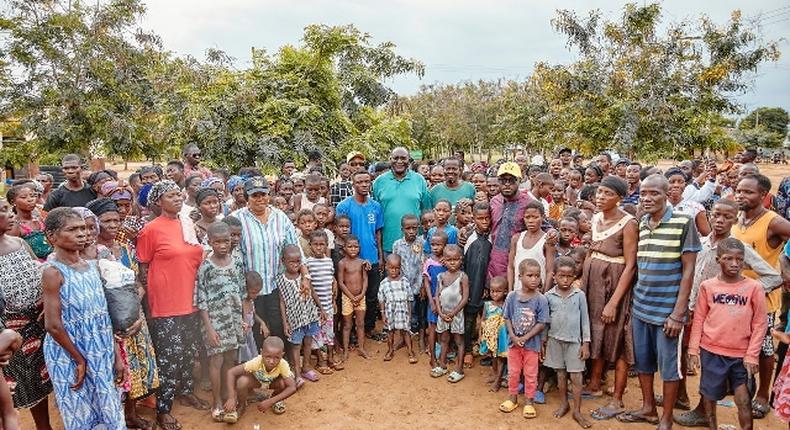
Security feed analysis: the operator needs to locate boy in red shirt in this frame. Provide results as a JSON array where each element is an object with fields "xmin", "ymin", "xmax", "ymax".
[{"xmin": 688, "ymin": 237, "xmax": 767, "ymax": 430}]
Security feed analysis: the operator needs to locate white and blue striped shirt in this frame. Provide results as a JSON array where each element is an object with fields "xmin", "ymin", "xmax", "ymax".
[{"xmin": 233, "ymin": 206, "xmax": 300, "ymax": 296}]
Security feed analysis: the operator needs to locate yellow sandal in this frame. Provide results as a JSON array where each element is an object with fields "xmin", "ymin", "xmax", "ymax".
[
  {"xmin": 523, "ymin": 404, "xmax": 537, "ymax": 419},
  {"xmin": 499, "ymin": 399, "xmax": 519, "ymax": 413}
]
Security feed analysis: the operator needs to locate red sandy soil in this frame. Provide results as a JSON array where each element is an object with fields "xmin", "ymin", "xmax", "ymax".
[{"xmin": 18, "ymin": 338, "xmax": 788, "ymax": 429}]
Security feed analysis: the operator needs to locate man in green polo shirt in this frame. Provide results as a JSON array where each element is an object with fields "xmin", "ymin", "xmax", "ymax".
[
  {"xmin": 372, "ymin": 147, "xmax": 432, "ymax": 253},
  {"xmin": 429, "ymin": 158, "xmax": 476, "ymax": 208}
]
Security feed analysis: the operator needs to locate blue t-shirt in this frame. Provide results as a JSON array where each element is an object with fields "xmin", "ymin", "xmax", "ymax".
[
  {"xmin": 336, "ymin": 196, "xmax": 384, "ymax": 264},
  {"xmin": 503, "ymin": 291, "xmax": 549, "ymax": 353},
  {"xmin": 423, "ymin": 225, "xmax": 459, "ymax": 254}
]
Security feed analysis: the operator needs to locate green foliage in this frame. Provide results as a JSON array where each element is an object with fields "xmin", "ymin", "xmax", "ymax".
[
  {"xmin": 400, "ymin": 3, "xmax": 779, "ymax": 161},
  {"xmin": 737, "ymin": 107, "xmax": 788, "ymax": 148}
]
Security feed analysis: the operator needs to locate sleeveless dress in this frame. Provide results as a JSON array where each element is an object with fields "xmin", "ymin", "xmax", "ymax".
[
  {"xmin": 581, "ymin": 212, "xmax": 635, "ymax": 364},
  {"xmin": 0, "ymin": 247, "xmax": 52, "ymax": 408},
  {"xmin": 43, "ymin": 260, "xmax": 125, "ymax": 430},
  {"xmin": 512, "ymin": 231, "xmax": 547, "ymax": 283},
  {"xmin": 478, "ymin": 301, "xmax": 508, "ymax": 358},
  {"xmin": 436, "ymin": 272, "xmax": 464, "ymax": 334}
]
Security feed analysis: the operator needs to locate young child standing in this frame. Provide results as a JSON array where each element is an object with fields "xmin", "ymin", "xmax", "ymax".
[
  {"xmin": 223, "ymin": 336, "xmax": 297, "ymax": 423},
  {"xmin": 556, "ymin": 217, "xmax": 579, "ymax": 257},
  {"xmin": 420, "ymin": 210, "xmax": 435, "ymax": 240},
  {"xmin": 544, "ymin": 257, "xmax": 591, "ymax": 429},
  {"xmin": 295, "ymin": 209, "xmax": 317, "ymax": 258},
  {"xmin": 433, "ymin": 245, "xmax": 469, "ymax": 382},
  {"xmin": 196, "ymin": 222, "xmax": 246, "ymax": 421},
  {"xmin": 312, "ymin": 203, "xmax": 336, "ymax": 249},
  {"xmin": 508, "ymin": 201, "xmax": 556, "ymax": 292},
  {"xmin": 453, "ymin": 198, "xmax": 473, "ymax": 230},
  {"xmin": 479, "ymin": 277, "xmax": 508, "ymax": 391},
  {"xmin": 423, "ymin": 200, "xmax": 458, "ymax": 253},
  {"xmin": 337, "ymin": 235, "xmax": 369, "ymax": 360},
  {"xmin": 499, "ymin": 258, "xmax": 550, "ymax": 419},
  {"xmin": 292, "ymin": 174, "xmax": 327, "ymax": 212},
  {"xmin": 305, "ymin": 230, "xmax": 342, "ymax": 373},
  {"xmin": 277, "ymin": 245, "xmax": 327, "ymax": 386},
  {"xmin": 239, "ymin": 272, "xmax": 267, "ymax": 363},
  {"xmin": 378, "ymin": 254, "xmax": 416, "ymax": 363},
  {"xmin": 688, "ymin": 238, "xmax": 767, "ymax": 430},
  {"xmin": 461, "ymin": 202, "xmax": 492, "ymax": 368},
  {"xmin": 423, "ymin": 231, "xmax": 449, "ymax": 370},
  {"xmin": 391, "ymin": 214, "xmax": 426, "ymax": 353},
  {"xmin": 548, "ymin": 181, "xmax": 567, "ymax": 222}
]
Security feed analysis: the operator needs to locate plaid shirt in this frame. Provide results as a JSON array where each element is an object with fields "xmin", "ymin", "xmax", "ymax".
[{"xmin": 330, "ymin": 181, "xmax": 353, "ymax": 207}]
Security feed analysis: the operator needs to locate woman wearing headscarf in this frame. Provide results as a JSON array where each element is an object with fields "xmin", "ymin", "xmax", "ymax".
[
  {"xmin": 581, "ymin": 176, "xmax": 638, "ymax": 420},
  {"xmin": 135, "ymin": 181, "xmax": 208, "ymax": 430},
  {"xmin": 87, "ymin": 198, "xmax": 160, "ymax": 430},
  {"xmin": 0, "ymin": 194, "xmax": 54, "ymax": 429},
  {"xmin": 224, "ymin": 175, "xmax": 247, "ymax": 215}
]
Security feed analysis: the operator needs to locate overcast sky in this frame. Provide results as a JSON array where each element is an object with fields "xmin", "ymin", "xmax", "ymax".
[{"xmin": 140, "ymin": 0, "xmax": 790, "ymax": 114}]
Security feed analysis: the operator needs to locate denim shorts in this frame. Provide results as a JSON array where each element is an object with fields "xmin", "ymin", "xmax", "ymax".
[
  {"xmin": 632, "ymin": 317, "xmax": 682, "ymax": 381},
  {"xmin": 699, "ymin": 349, "xmax": 750, "ymax": 401},
  {"xmin": 288, "ymin": 321, "xmax": 320, "ymax": 345}
]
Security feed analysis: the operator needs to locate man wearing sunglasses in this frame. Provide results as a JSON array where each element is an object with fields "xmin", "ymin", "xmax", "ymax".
[
  {"xmin": 330, "ymin": 152, "xmax": 365, "ymax": 207},
  {"xmin": 487, "ymin": 162, "xmax": 535, "ymax": 279},
  {"xmin": 182, "ymin": 143, "xmax": 211, "ymax": 180}
]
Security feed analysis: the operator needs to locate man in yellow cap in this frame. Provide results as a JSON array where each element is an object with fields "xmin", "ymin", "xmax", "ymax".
[
  {"xmin": 487, "ymin": 162, "xmax": 536, "ymax": 279},
  {"xmin": 331, "ymin": 152, "xmax": 366, "ymax": 207}
]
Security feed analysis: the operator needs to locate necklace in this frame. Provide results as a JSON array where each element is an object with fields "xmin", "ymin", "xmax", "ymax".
[{"xmin": 739, "ymin": 210, "xmax": 766, "ymax": 231}]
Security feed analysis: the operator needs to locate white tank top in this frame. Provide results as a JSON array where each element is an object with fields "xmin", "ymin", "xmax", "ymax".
[{"xmin": 512, "ymin": 231, "xmax": 547, "ymax": 284}]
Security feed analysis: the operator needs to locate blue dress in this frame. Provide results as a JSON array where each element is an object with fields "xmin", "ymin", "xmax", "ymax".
[{"xmin": 43, "ymin": 260, "xmax": 124, "ymax": 430}]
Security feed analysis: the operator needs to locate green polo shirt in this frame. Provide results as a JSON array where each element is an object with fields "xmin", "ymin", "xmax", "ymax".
[{"xmin": 372, "ymin": 170, "xmax": 432, "ymax": 252}]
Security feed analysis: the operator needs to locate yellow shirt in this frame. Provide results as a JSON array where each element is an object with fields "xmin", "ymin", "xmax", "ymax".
[
  {"xmin": 731, "ymin": 210, "xmax": 783, "ymax": 312},
  {"xmin": 243, "ymin": 357, "xmax": 293, "ymax": 384}
]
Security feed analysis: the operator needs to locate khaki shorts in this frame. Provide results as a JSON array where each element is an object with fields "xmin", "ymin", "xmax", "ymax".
[
  {"xmin": 341, "ymin": 294, "xmax": 366, "ymax": 316},
  {"xmin": 543, "ymin": 338, "xmax": 586, "ymax": 373}
]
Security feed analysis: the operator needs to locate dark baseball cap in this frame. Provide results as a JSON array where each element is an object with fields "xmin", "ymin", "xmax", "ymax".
[{"xmin": 244, "ymin": 176, "xmax": 270, "ymax": 195}]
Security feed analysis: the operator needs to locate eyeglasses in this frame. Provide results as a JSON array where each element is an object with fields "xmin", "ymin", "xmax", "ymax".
[
  {"xmin": 498, "ymin": 177, "xmax": 518, "ymax": 184},
  {"xmin": 350, "ymin": 162, "xmax": 365, "ymax": 167}
]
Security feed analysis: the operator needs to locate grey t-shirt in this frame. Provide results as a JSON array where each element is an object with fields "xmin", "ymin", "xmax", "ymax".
[{"xmin": 545, "ymin": 287, "xmax": 591, "ymax": 344}]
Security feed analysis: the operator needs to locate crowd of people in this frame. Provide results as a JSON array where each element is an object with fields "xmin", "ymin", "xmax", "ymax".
[{"xmin": 1, "ymin": 143, "xmax": 790, "ymax": 430}]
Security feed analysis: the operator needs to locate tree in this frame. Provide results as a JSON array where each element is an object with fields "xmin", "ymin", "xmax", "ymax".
[
  {"xmin": 0, "ymin": 0, "xmax": 171, "ymax": 163},
  {"xmin": 737, "ymin": 107, "xmax": 788, "ymax": 148}
]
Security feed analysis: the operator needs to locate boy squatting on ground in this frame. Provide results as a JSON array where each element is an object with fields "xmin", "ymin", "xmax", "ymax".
[{"xmin": 222, "ymin": 336, "xmax": 297, "ymax": 423}]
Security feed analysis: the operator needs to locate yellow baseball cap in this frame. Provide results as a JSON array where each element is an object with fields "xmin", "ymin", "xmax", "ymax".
[
  {"xmin": 497, "ymin": 162, "xmax": 522, "ymax": 179},
  {"xmin": 346, "ymin": 151, "xmax": 365, "ymax": 163}
]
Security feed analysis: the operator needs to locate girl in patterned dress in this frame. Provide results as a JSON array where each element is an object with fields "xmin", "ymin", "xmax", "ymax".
[
  {"xmin": 8, "ymin": 184, "xmax": 52, "ymax": 260},
  {"xmin": 41, "ymin": 207, "xmax": 125, "ymax": 430},
  {"xmin": 196, "ymin": 222, "xmax": 245, "ymax": 421},
  {"xmin": 479, "ymin": 277, "xmax": 509, "ymax": 392},
  {"xmin": 378, "ymin": 254, "xmax": 416, "ymax": 364}
]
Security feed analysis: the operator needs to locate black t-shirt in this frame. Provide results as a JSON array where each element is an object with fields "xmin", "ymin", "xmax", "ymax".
[
  {"xmin": 463, "ymin": 231, "xmax": 492, "ymax": 313},
  {"xmin": 43, "ymin": 183, "xmax": 97, "ymax": 210}
]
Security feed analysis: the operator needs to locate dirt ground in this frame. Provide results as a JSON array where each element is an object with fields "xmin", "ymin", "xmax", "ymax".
[{"xmin": 18, "ymin": 338, "xmax": 789, "ymax": 430}]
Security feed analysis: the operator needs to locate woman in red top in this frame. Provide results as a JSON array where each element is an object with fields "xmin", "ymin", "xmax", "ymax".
[{"xmin": 137, "ymin": 180, "xmax": 208, "ymax": 430}]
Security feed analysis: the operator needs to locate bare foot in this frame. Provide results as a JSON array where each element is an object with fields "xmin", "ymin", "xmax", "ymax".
[
  {"xmin": 383, "ymin": 350, "xmax": 393, "ymax": 361},
  {"xmin": 554, "ymin": 402, "xmax": 570, "ymax": 418},
  {"xmin": 486, "ymin": 375, "xmax": 496, "ymax": 384},
  {"xmin": 573, "ymin": 411, "xmax": 592, "ymax": 429},
  {"xmin": 358, "ymin": 349, "xmax": 370, "ymax": 359},
  {"xmin": 489, "ymin": 380, "xmax": 501, "ymax": 392}
]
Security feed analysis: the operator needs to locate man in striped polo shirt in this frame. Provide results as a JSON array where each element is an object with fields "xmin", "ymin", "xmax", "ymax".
[{"xmin": 618, "ymin": 175, "xmax": 700, "ymax": 428}]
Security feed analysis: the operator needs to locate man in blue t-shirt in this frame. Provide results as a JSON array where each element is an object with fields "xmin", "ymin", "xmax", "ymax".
[{"xmin": 336, "ymin": 170, "xmax": 385, "ymax": 339}]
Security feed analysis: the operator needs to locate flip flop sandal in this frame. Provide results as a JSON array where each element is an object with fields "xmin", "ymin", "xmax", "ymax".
[
  {"xmin": 534, "ymin": 391, "xmax": 545, "ymax": 404},
  {"xmin": 222, "ymin": 410, "xmax": 239, "ymax": 424},
  {"xmin": 579, "ymin": 389, "xmax": 603, "ymax": 399},
  {"xmin": 316, "ymin": 366, "xmax": 334, "ymax": 375},
  {"xmin": 211, "ymin": 408, "xmax": 224, "ymax": 422},
  {"xmin": 430, "ymin": 367, "xmax": 448, "ymax": 378},
  {"xmin": 499, "ymin": 399, "xmax": 519, "ymax": 413},
  {"xmin": 272, "ymin": 401, "xmax": 286, "ymax": 415},
  {"xmin": 751, "ymin": 399, "xmax": 770, "ymax": 419},
  {"xmin": 447, "ymin": 371, "xmax": 465, "ymax": 383},
  {"xmin": 673, "ymin": 409, "xmax": 709, "ymax": 427},
  {"xmin": 523, "ymin": 404, "xmax": 537, "ymax": 419},
  {"xmin": 616, "ymin": 411, "xmax": 660, "ymax": 424},
  {"xmin": 591, "ymin": 405, "xmax": 625, "ymax": 420},
  {"xmin": 301, "ymin": 370, "xmax": 320, "ymax": 382}
]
